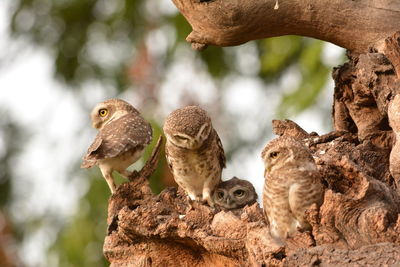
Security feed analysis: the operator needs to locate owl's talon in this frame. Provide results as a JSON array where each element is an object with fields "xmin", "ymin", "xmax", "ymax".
[
  {"xmin": 185, "ymin": 198, "xmax": 195, "ymax": 213},
  {"xmin": 204, "ymin": 197, "xmax": 214, "ymax": 208},
  {"xmin": 185, "ymin": 205, "xmax": 194, "ymax": 213}
]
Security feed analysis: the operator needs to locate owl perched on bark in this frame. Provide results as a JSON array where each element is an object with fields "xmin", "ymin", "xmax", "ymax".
[
  {"xmin": 81, "ymin": 99, "xmax": 152, "ymax": 194},
  {"xmin": 163, "ymin": 106, "xmax": 226, "ymax": 206},
  {"xmin": 261, "ymin": 136, "xmax": 323, "ymax": 241},
  {"xmin": 212, "ymin": 177, "xmax": 258, "ymax": 210}
]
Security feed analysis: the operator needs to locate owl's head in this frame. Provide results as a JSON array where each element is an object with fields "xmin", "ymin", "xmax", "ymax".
[
  {"xmin": 90, "ymin": 98, "xmax": 139, "ymax": 129},
  {"xmin": 261, "ymin": 136, "xmax": 313, "ymax": 173},
  {"xmin": 163, "ymin": 106, "xmax": 212, "ymax": 149},
  {"xmin": 213, "ymin": 177, "xmax": 258, "ymax": 210}
]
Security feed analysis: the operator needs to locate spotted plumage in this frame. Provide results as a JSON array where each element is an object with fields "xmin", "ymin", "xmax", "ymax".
[
  {"xmin": 81, "ymin": 98, "xmax": 152, "ymax": 193},
  {"xmin": 213, "ymin": 177, "xmax": 258, "ymax": 210},
  {"xmin": 163, "ymin": 106, "xmax": 225, "ymax": 206},
  {"xmin": 261, "ymin": 136, "xmax": 323, "ymax": 242}
]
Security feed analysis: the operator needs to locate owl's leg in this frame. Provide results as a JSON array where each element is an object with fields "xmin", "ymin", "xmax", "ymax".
[
  {"xmin": 203, "ymin": 175, "xmax": 220, "ymax": 207},
  {"xmin": 185, "ymin": 191, "xmax": 203, "ymax": 212},
  {"xmin": 269, "ymin": 219, "xmax": 285, "ymax": 245},
  {"xmin": 202, "ymin": 188, "xmax": 214, "ymax": 207},
  {"xmin": 186, "ymin": 197, "xmax": 194, "ymax": 213},
  {"xmin": 295, "ymin": 221, "xmax": 309, "ymax": 233},
  {"xmin": 100, "ymin": 166, "xmax": 116, "ymax": 194},
  {"xmin": 187, "ymin": 192, "xmax": 197, "ymax": 201},
  {"xmin": 103, "ymin": 173, "xmax": 116, "ymax": 194}
]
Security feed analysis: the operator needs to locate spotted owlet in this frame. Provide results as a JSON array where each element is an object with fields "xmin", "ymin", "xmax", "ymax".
[
  {"xmin": 261, "ymin": 136, "xmax": 323, "ymax": 241},
  {"xmin": 163, "ymin": 106, "xmax": 226, "ymax": 206},
  {"xmin": 212, "ymin": 176, "xmax": 258, "ymax": 210},
  {"xmin": 81, "ymin": 98, "xmax": 152, "ymax": 194}
]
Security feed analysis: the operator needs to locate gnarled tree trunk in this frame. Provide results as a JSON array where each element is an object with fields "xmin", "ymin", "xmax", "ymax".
[{"xmin": 103, "ymin": 1, "xmax": 400, "ymax": 265}]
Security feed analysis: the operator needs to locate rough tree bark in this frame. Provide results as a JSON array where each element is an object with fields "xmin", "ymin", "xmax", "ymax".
[
  {"xmin": 171, "ymin": 0, "xmax": 400, "ymax": 52},
  {"xmin": 103, "ymin": 1, "xmax": 400, "ymax": 266}
]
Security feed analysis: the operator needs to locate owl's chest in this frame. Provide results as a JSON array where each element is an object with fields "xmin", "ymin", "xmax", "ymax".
[
  {"xmin": 266, "ymin": 166, "xmax": 319, "ymax": 204},
  {"xmin": 174, "ymin": 151, "xmax": 209, "ymax": 176},
  {"xmin": 100, "ymin": 147, "xmax": 144, "ymax": 171}
]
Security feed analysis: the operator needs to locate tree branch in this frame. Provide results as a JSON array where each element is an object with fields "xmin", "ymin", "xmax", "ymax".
[{"xmin": 171, "ymin": 0, "xmax": 400, "ymax": 52}]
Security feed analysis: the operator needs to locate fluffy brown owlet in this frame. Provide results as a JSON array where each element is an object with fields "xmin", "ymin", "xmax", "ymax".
[
  {"xmin": 212, "ymin": 177, "xmax": 258, "ymax": 210},
  {"xmin": 163, "ymin": 106, "xmax": 226, "ymax": 206},
  {"xmin": 261, "ymin": 136, "xmax": 323, "ymax": 241},
  {"xmin": 81, "ymin": 98, "xmax": 152, "ymax": 194}
]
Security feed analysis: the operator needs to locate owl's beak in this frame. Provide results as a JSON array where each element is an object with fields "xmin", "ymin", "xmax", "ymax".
[
  {"xmin": 265, "ymin": 164, "xmax": 272, "ymax": 172},
  {"xmin": 92, "ymin": 120, "xmax": 101, "ymax": 129},
  {"xmin": 191, "ymin": 139, "xmax": 200, "ymax": 149},
  {"xmin": 227, "ymin": 197, "xmax": 231, "ymax": 205},
  {"xmin": 264, "ymin": 165, "xmax": 272, "ymax": 177}
]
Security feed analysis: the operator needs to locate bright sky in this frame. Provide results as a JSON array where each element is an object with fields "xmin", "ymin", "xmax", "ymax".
[{"xmin": 0, "ymin": 0, "xmax": 344, "ymax": 265}]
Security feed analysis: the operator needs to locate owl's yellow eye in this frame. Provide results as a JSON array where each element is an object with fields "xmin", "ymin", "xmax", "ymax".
[
  {"xmin": 234, "ymin": 189, "xmax": 245, "ymax": 198},
  {"xmin": 99, "ymin": 109, "xmax": 108, "ymax": 117},
  {"xmin": 269, "ymin": 151, "xmax": 279, "ymax": 159},
  {"xmin": 217, "ymin": 191, "xmax": 225, "ymax": 200}
]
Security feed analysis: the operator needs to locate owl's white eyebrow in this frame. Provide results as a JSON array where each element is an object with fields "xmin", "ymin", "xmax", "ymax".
[{"xmin": 196, "ymin": 123, "xmax": 209, "ymax": 140}]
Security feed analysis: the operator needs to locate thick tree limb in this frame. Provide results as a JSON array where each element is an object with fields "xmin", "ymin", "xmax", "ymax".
[{"xmin": 171, "ymin": 0, "xmax": 400, "ymax": 52}]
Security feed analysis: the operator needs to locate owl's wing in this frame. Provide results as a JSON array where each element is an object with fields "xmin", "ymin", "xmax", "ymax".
[
  {"xmin": 165, "ymin": 144, "xmax": 173, "ymax": 171},
  {"xmin": 81, "ymin": 114, "xmax": 152, "ymax": 166},
  {"xmin": 81, "ymin": 134, "xmax": 103, "ymax": 168},
  {"xmin": 215, "ymin": 130, "xmax": 226, "ymax": 169}
]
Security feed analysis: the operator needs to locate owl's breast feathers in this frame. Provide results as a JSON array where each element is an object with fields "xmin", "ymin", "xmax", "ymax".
[
  {"xmin": 166, "ymin": 129, "xmax": 226, "ymax": 171},
  {"xmin": 81, "ymin": 114, "xmax": 152, "ymax": 168}
]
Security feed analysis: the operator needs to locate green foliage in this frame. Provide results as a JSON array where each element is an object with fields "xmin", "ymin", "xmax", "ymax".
[
  {"xmin": 0, "ymin": 111, "xmax": 24, "ymax": 208},
  {"xmin": 277, "ymin": 39, "xmax": 331, "ymax": 117},
  {"xmin": 49, "ymin": 172, "xmax": 109, "ymax": 267},
  {"xmin": 170, "ymin": 12, "xmax": 192, "ymax": 46},
  {"xmin": 147, "ymin": 122, "xmax": 167, "ymax": 194},
  {"xmin": 257, "ymin": 36, "xmax": 331, "ymax": 116},
  {"xmin": 11, "ymin": 0, "xmax": 145, "ymax": 88},
  {"xmin": 199, "ymin": 46, "xmax": 230, "ymax": 77},
  {"xmin": 258, "ymin": 36, "xmax": 303, "ymax": 79}
]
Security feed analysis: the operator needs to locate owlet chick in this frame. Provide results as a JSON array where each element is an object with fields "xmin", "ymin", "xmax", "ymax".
[
  {"xmin": 81, "ymin": 98, "xmax": 152, "ymax": 194},
  {"xmin": 261, "ymin": 136, "xmax": 323, "ymax": 241},
  {"xmin": 163, "ymin": 106, "xmax": 226, "ymax": 206},
  {"xmin": 213, "ymin": 177, "xmax": 258, "ymax": 210}
]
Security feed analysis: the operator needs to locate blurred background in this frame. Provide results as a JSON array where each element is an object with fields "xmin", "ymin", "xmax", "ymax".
[{"xmin": 0, "ymin": 0, "xmax": 345, "ymax": 266}]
